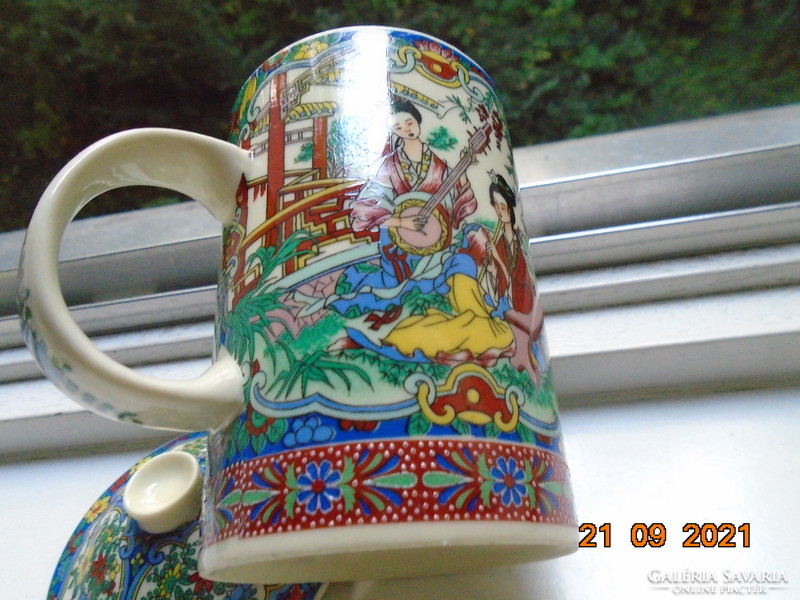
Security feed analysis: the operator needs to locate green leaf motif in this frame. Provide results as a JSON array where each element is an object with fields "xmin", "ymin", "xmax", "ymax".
[
  {"xmin": 361, "ymin": 452, "xmax": 385, "ymax": 475},
  {"xmin": 523, "ymin": 459, "xmax": 533, "ymax": 484},
  {"xmin": 451, "ymin": 417, "xmax": 471, "ymax": 435},
  {"xmin": 340, "ymin": 457, "xmax": 355, "ymax": 484},
  {"xmin": 219, "ymin": 489, "xmax": 242, "ymax": 508},
  {"xmin": 261, "ymin": 502, "xmax": 280, "ymax": 523},
  {"xmin": 426, "ymin": 125, "xmax": 458, "ymax": 150},
  {"xmin": 541, "ymin": 481, "xmax": 563, "ymax": 496},
  {"xmin": 526, "ymin": 483, "xmax": 538, "ymax": 510},
  {"xmin": 341, "ymin": 483, "xmax": 356, "ymax": 512},
  {"xmin": 454, "ymin": 487, "xmax": 476, "ymax": 510},
  {"xmin": 251, "ymin": 432, "xmax": 267, "ymax": 454},
  {"xmin": 286, "ymin": 464, "xmax": 299, "ymax": 487},
  {"xmin": 484, "ymin": 422, "xmax": 502, "ymax": 438},
  {"xmin": 295, "ymin": 141, "xmax": 313, "ymax": 163},
  {"xmin": 422, "ymin": 471, "xmax": 469, "ymax": 488},
  {"xmin": 234, "ymin": 421, "xmax": 249, "ymax": 452},
  {"xmin": 516, "ymin": 423, "xmax": 535, "ymax": 444},
  {"xmin": 480, "ymin": 480, "xmax": 493, "ymax": 507},
  {"xmin": 368, "ymin": 472, "xmax": 418, "ymax": 489},
  {"xmin": 285, "ymin": 490, "xmax": 298, "ymax": 518},
  {"xmin": 492, "ymin": 363, "xmax": 535, "ymax": 404},
  {"xmin": 271, "ymin": 348, "xmax": 372, "ymax": 399},
  {"xmin": 477, "ymin": 454, "xmax": 492, "ymax": 481},
  {"xmin": 260, "ymin": 501, "xmax": 281, "ymax": 525},
  {"xmin": 221, "ymin": 229, "xmax": 317, "ymax": 365},
  {"xmin": 259, "ymin": 464, "xmax": 282, "ymax": 486},
  {"xmin": 354, "ymin": 262, "xmax": 381, "ymax": 273},
  {"xmin": 408, "ymin": 411, "xmax": 432, "ymax": 436},
  {"xmin": 242, "ymin": 489, "xmax": 273, "ymax": 506},
  {"xmin": 335, "ymin": 278, "xmax": 352, "ymax": 295},
  {"xmin": 267, "ymin": 418, "xmax": 287, "ymax": 443},
  {"xmin": 404, "ymin": 286, "xmax": 453, "ymax": 315},
  {"xmin": 360, "ymin": 489, "xmax": 386, "ymax": 512},
  {"xmin": 532, "ymin": 457, "xmax": 547, "ymax": 479},
  {"xmin": 250, "ymin": 411, "xmax": 268, "ymax": 428},
  {"xmin": 452, "ymin": 450, "xmax": 475, "ymax": 474}
]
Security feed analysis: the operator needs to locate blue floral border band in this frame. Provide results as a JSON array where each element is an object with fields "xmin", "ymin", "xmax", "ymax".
[{"xmin": 207, "ymin": 437, "xmax": 575, "ymax": 543}]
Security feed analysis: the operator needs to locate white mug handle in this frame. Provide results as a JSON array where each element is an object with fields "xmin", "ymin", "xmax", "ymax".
[{"xmin": 18, "ymin": 128, "xmax": 249, "ymax": 431}]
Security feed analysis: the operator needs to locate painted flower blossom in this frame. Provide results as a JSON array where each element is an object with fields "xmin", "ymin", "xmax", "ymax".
[
  {"xmin": 283, "ymin": 416, "xmax": 334, "ymax": 448},
  {"xmin": 85, "ymin": 496, "xmax": 110, "ymax": 523},
  {"xmin": 294, "ymin": 41, "xmax": 329, "ymax": 60},
  {"xmin": 490, "ymin": 456, "xmax": 526, "ymax": 507},
  {"xmin": 296, "ymin": 460, "xmax": 342, "ymax": 514},
  {"xmin": 416, "ymin": 39, "xmax": 456, "ymax": 61},
  {"xmin": 89, "ymin": 554, "xmax": 108, "ymax": 583},
  {"xmin": 189, "ymin": 571, "xmax": 215, "ymax": 596}
]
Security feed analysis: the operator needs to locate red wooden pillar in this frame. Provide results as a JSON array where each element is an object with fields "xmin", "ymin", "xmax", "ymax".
[
  {"xmin": 232, "ymin": 175, "xmax": 250, "ymax": 304},
  {"xmin": 312, "ymin": 116, "xmax": 328, "ymax": 179},
  {"xmin": 266, "ymin": 72, "xmax": 286, "ymax": 248}
]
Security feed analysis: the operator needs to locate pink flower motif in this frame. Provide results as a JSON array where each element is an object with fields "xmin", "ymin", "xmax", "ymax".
[{"xmin": 416, "ymin": 39, "xmax": 456, "ymax": 61}]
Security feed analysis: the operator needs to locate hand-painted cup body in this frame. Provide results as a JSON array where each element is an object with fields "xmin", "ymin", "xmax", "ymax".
[{"xmin": 19, "ymin": 27, "xmax": 576, "ymax": 584}]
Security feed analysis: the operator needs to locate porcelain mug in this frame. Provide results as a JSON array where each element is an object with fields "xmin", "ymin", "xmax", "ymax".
[{"xmin": 19, "ymin": 27, "xmax": 577, "ymax": 583}]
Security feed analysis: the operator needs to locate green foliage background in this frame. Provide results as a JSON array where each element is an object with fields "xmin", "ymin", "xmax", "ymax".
[{"xmin": 2, "ymin": 0, "xmax": 798, "ymax": 231}]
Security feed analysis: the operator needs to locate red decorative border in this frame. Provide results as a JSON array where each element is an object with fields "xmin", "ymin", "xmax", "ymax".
[{"xmin": 206, "ymin": 438, "xmax": 574, "ymax": 543}]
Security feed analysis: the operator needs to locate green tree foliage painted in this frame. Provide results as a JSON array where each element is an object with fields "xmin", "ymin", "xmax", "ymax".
[
  {"xmin": 3, "ymin": 0, "xmax": 798, "ymax": 231},
  {"xmin": 426, "ymin": 126, "xmax": 458, "ymax": 151},
  {"xmin": 220, "ymin": 229, "xmax": 317, "ymax": 365}
]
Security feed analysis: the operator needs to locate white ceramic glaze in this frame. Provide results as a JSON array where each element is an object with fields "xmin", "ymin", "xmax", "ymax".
[
  {"xmin": 18, "ymin": 129, "xmax": 247, "ymax": 431},
  {"xmin": 201, "ymin": 521, "xmax": 576, "ymax": 583},
  {"xmin": 123, "ymin": 450, "xmax": 203, "ymax": 534}
]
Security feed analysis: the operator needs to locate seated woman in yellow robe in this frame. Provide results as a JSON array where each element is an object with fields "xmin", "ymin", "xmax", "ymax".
[{"xmin": 384, "ymin": 225, "xmax": 515, "ymax": 365}]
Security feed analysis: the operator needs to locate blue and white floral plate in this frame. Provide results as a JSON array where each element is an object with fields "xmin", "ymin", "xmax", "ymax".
[{"xmin": 47, "ymin": 431, "xmax": 327, "ymax": 600}]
